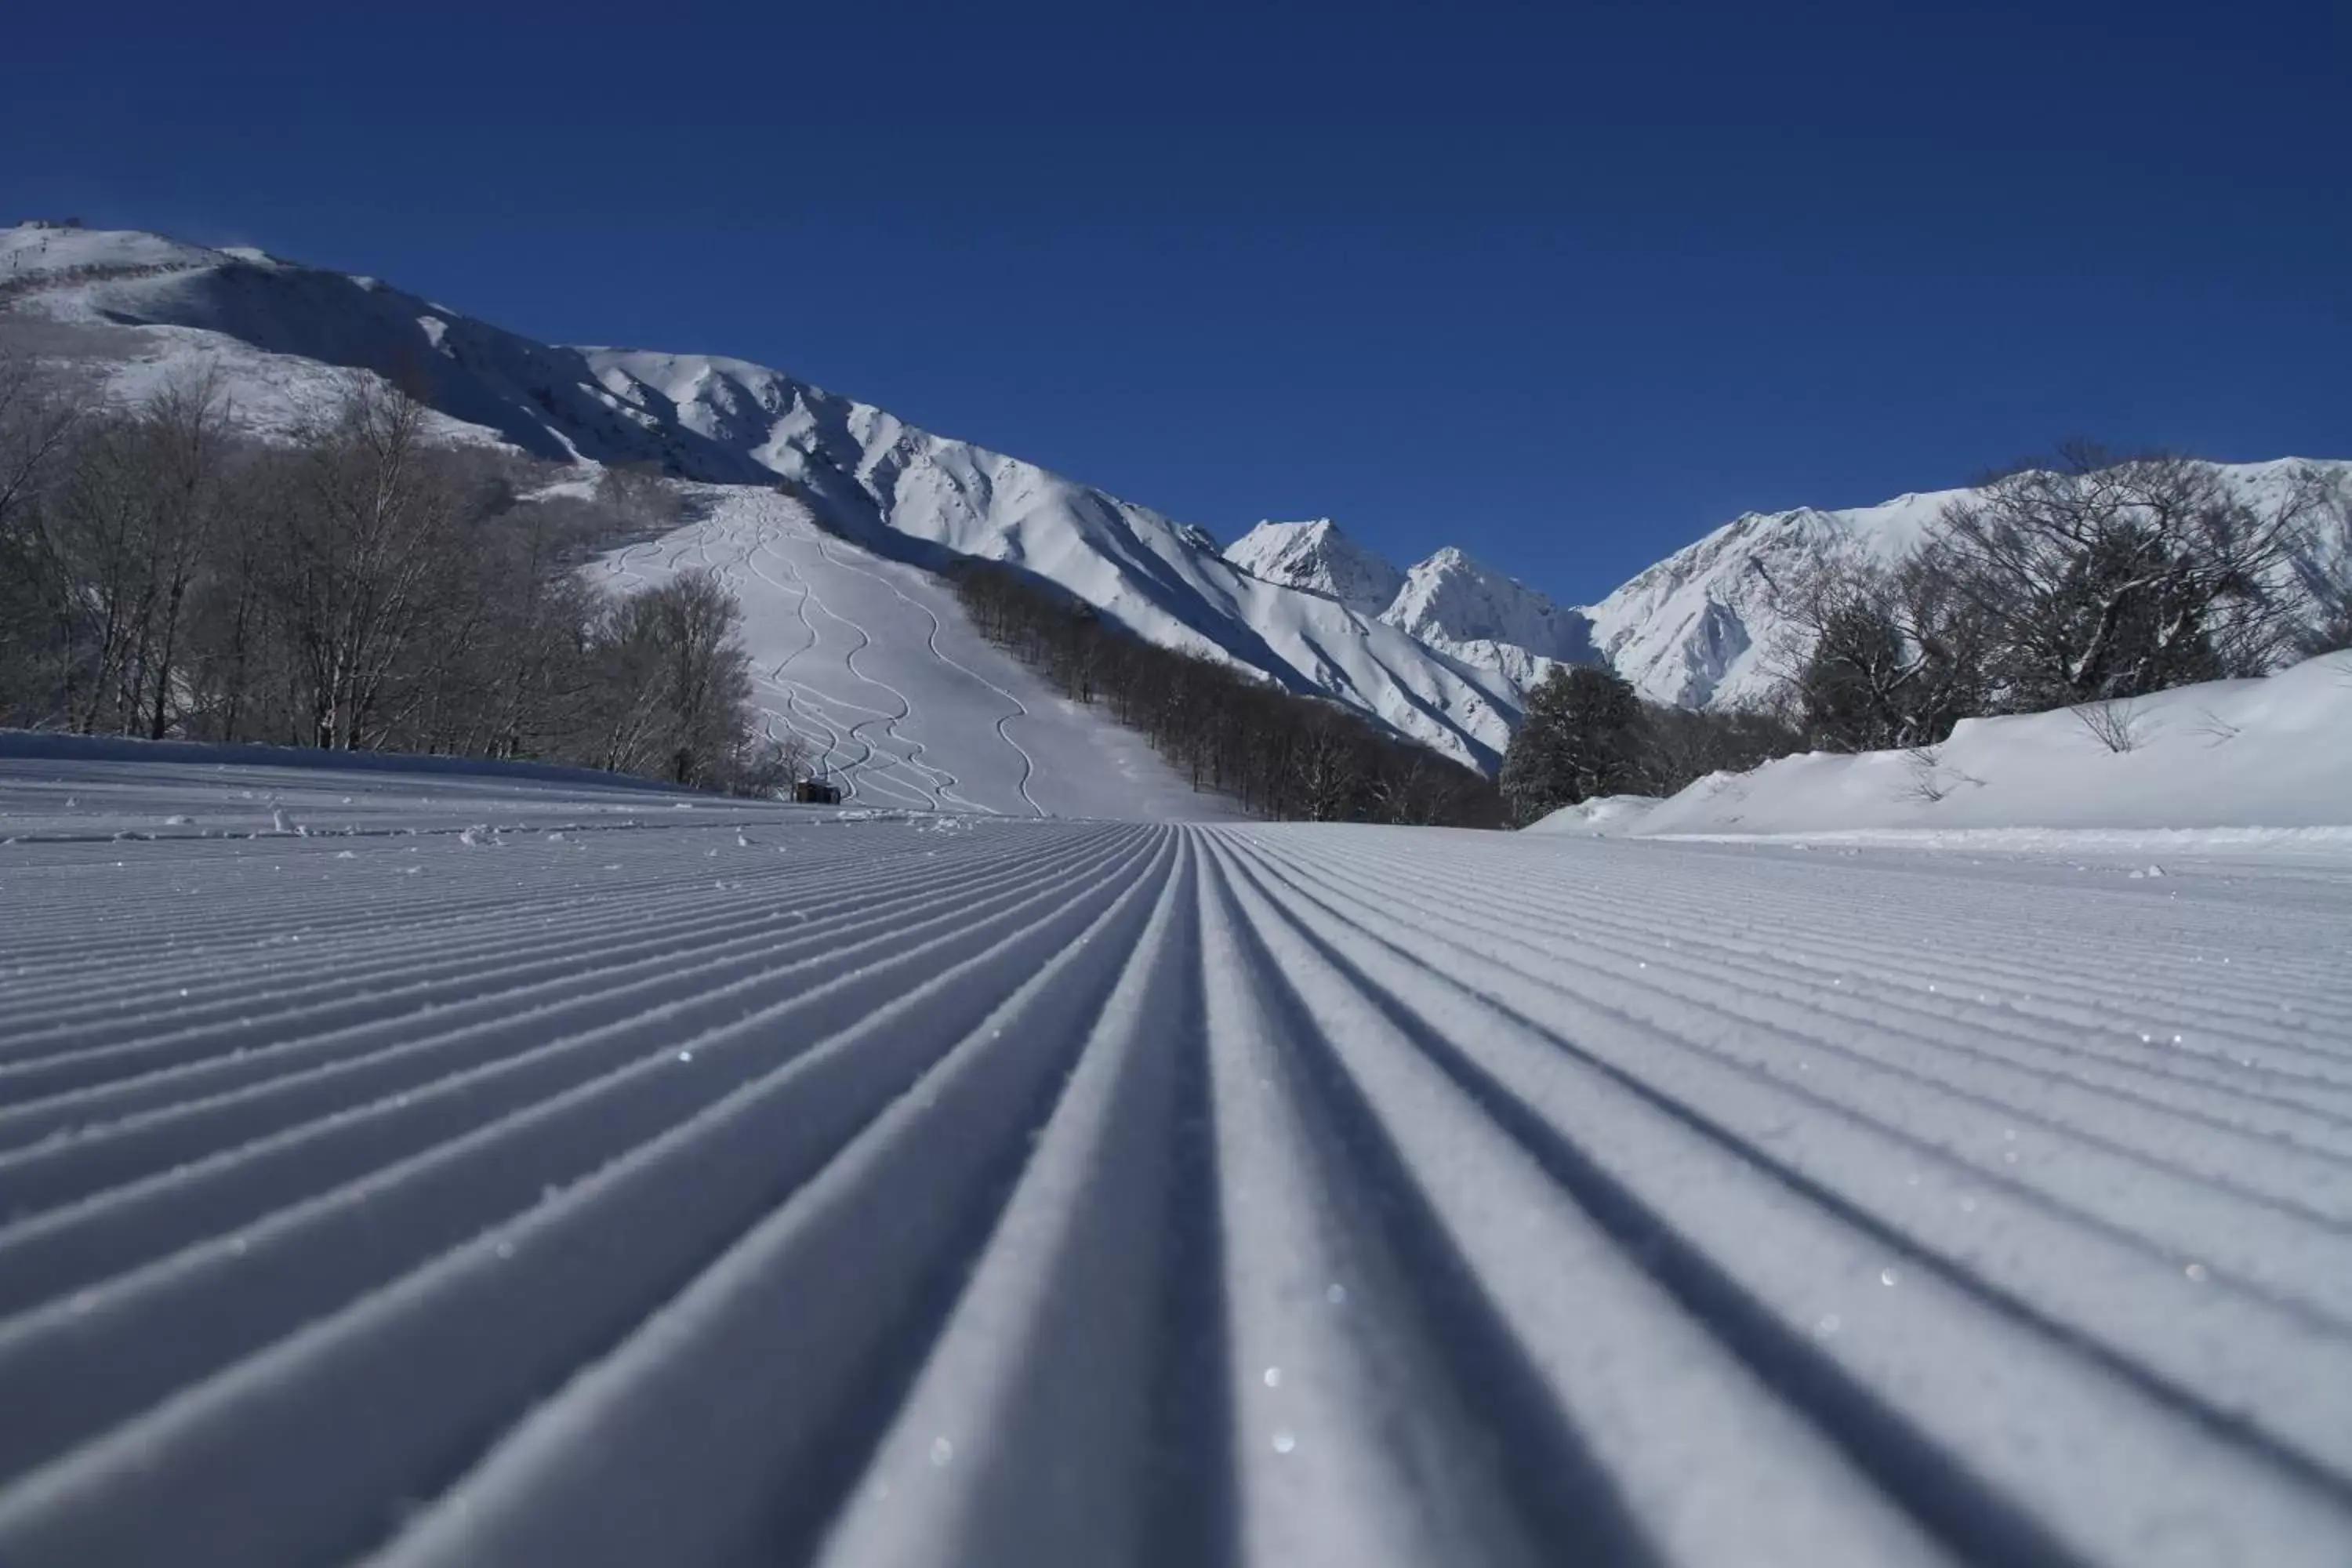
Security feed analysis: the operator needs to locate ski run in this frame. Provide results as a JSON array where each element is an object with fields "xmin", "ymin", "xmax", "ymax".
[
  {"xmin": 597, "ymin": 489, "xmax": 1238, "ymax": 822},
  {"xmin": 3, "ymin": 753, "xmax": 2350, "ymax": 1566}
]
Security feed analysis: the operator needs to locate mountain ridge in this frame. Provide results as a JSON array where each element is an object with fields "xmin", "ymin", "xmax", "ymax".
[
  {"xmin": 5, "ymin": 221, "xmax": 2342, "ymax": 748},
  {"xmin": 1, "ymin": 223, "xmax": 1525, "ymax": 771}
]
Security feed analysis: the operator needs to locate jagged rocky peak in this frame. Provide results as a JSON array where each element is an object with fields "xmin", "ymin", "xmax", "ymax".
[
  {"xmin": 1385, "ymin": 546, "xmax": 1597, "ymax": 665},
  {"xmin": 1222, "ymin": 518, "xmax": 1406, "ymax": 616}
]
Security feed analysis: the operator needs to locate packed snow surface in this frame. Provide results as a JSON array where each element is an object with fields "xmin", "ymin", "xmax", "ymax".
[
  {"xmin": 1639, "ymin": 652, "xmax": 2352, "ymax": 840},
  {"xmin": 5, "ymin": 754, "xmax": 2351, "ymax": 1566}
]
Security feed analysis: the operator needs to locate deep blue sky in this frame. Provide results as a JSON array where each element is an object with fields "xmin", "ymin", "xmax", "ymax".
[{"xmin": 9, "ymin": 0, "xmax": 2347, "ymax": 601}]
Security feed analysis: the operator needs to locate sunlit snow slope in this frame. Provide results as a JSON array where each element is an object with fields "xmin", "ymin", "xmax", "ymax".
[
  {"xmin": 1628, "ymin": 651, "xmax": 2352, "ymax": 840},
  {"xmin": 601, "ymin": 489, "xmax": 1236, "ymax": 820},
  {"xmin": 0, "ymin": 223, "xmax": 1519, "ymax": 771},
  {"xmin": 4, "ymin": 754, "xmax": 2351, "ymax": 1566},
  {"xmin": 1584, "ymin": 463, "xmax": 2351, "ymax": 709},
  {"xmin": 9, "ymin": 223, "xmax": 2342, "ymax": 742}
]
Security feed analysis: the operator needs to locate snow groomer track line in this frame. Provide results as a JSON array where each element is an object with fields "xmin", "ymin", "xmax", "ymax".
[{"xmin": 2, "ymin": 759, "xmax": 2350, "ymax": 1567}]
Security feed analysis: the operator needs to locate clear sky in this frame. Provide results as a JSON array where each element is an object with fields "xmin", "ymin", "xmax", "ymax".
[{"xmin": 7, "ymin": 0, "xmax": 2347, "ymax": 601}]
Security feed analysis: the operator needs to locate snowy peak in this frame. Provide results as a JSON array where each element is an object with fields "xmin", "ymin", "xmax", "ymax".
[
  {"xmin": 0, "ymin": 221, "xmax": 230, "ymax": 289},
  {"xmin": 1383, "ymin": 546, "xmax": 1596, "ymax": 666},
  {"xmin": 1584, "ymin": 464, "xmax": 2348, "ymax": 710},
  {"xmin": 0, "ymin": 223, "xmax": 1527, "ymax": 772},
  {"xmin": 1223, "ymin": 518, "xmax": 1406, "ymax": 616}
]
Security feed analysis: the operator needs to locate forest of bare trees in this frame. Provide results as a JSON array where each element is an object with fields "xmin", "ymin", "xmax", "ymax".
[
  {"xmin": 949, "ymin": 561, "xmax": 1504, "ymax": 826},
  {"xmin": 0, "ymin": 354, "xmax": 788, "ymax": 794}
]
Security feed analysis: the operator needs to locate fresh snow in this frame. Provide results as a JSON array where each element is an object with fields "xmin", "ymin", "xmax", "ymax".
[
  {"xmin": 3, "ymin": 755, "xmax": 2351, "ymax": 1565},
  {"xmin": 1632, "ymin": 652, "xmax": 2352, "ymax": 840}
]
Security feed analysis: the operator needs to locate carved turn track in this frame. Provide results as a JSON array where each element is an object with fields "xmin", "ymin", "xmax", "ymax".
[{"xmin": 2, "ymin": 756, "xmax": 2350, "ymax": 1567}]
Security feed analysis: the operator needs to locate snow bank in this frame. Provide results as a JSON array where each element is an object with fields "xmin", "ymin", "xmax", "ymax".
[
  {"xmin": 1635, "ymin": 653, "xmax": 2352, "ymax": 837},
  {"xmin": 1525, "ymin": 794, "xmax": 1661, "ymax": 834}
]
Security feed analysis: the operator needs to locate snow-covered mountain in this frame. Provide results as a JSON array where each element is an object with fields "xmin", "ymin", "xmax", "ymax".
[
  {"xmin": 0, "ymin": 223, "xmax": 1524, "ymax": 771},
  {"xmin": 1223, "ymin": 519, "xmax": 1406, "ymax": 616},
  {"xmin": 1221, "ymin": 524, "xmax": 1599, "ymax": 692},
  {"xmin": 1382, "ymin": 547, "xmax": 1599, "ymax": 688},
  {"xmin": 1585, "ymin": 462, "xmax": 2348, "ymax": 709},
  {"xmin": 1581, "ymin": 490, "xmax": 1958, "ymax": 709},
  {"xmin": 6, "ymin": 221, "xmax": 2341, "ymax": 757}
]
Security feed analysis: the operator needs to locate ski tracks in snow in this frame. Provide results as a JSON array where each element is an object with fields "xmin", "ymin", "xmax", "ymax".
[
  {"xmin": 799, "ymin": 531, "xmax": 1041, "ymax": 818},
  {"xmin": 2, "ymin": 788, "xmax": 2351, "ymax": 1567},
  {"xmin": 638, "ymin": 498, "xmax": 1039, "ymax": 816}
]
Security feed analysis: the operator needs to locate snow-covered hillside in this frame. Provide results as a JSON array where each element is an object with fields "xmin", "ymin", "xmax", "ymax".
[
  {"xmin": 1574, "ymin": 652, "xmax": 2352, "ymax": 840},
  {"xmin": 1381, "ymin": 546, "xmax": 1599, "ymax": 688},
  {"xmin": 1586, "ymin": 463, "xmax": 2349, "ymax": 709},
  {"xmin": 7, "ymin": 221, "xmax": 2340, "ymax": 751},
  {"xmin": 601, "ymin": 488, "xmax": 1241, "ymax": 820},
  {"xmin": 1224, "ymin": 523, "xmax": 1599, "ymax": 691},
  {"xmin": 0, "ymin": 223, "xmax": 1521, "ymax": 772},
  {"xmin": 1223, "ymin": 519, "xmax": 1406, "ymax": 615}
]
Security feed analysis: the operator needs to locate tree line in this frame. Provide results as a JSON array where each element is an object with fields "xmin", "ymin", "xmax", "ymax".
[
  {"xmin": 948, "ymin": 561, "xmax": 1504, "ymax": 826},
  {"xmin": 1500, "ymin": 446, "xmax": 2351, "ymax": 826},
  {"xmin": 0, "ymin": 354, "xmax": 789, "ymax": 794}
]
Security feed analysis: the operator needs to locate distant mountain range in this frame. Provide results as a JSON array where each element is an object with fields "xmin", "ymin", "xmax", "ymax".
[{"xmin": 4, "ymin": 221, "xmax": 2341, "ymax": 769}]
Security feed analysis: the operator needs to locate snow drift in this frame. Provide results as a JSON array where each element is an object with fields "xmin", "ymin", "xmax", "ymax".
[{"xmin": 1631, "ymin": 652, "xmax": 2352, "ymax": 837}]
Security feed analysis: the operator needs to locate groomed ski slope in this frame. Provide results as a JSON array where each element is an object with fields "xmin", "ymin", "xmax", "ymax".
[
  {"xmin": 3, "ymin": 757, "xmax": 2351, "ymax": 1566},
  {"xmin": 601, "ymin": 490, "xmax": 1242, "ymax": 821}
]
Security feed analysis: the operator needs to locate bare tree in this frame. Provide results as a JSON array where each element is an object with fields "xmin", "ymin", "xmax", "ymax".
[
  {"xmin": 2292, "ymin": 465, "xmax": 2352, "ymax": 655},
  {"xmin": 1773, "ymin": 548, "xmax": 1989, "ymax": 752},
  {"xmin": 1936, "ymin": 445, "xmax": 2307, "ymax": 710},
  {"xmin": 591, "ymin": 569, "xmax": 757, "ymax": 786},
  {"xmin": 128, "ymin": 366, "xmax": 234, "ymax": 738},
  {"xmin": 0, "ymin": 350, "xmax": 87, "ymax": 533},
  {"xmin": 2073, "ymin": 697, "xmax": 2147, "ymax": 754},
  {"xmin": 0, "ymin": 351, "xmax": 93, "ymax": 724},
  {"xmin": 265, "ymin": 375, "xmax": 471, "ymax": 749},
  {"xmin": 1777, "ymin": 555, "xmax": 1916, "ymax": 752}
]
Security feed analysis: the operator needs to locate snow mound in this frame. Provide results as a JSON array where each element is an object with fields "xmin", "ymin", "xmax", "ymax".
[
  {"xmin": 1524, "ymin": 794, "xmax": 1662, "ymax": 835},
  {"xmin": 1635, "ymin": 653, "xmax": 2352, "ymax": 837}
]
